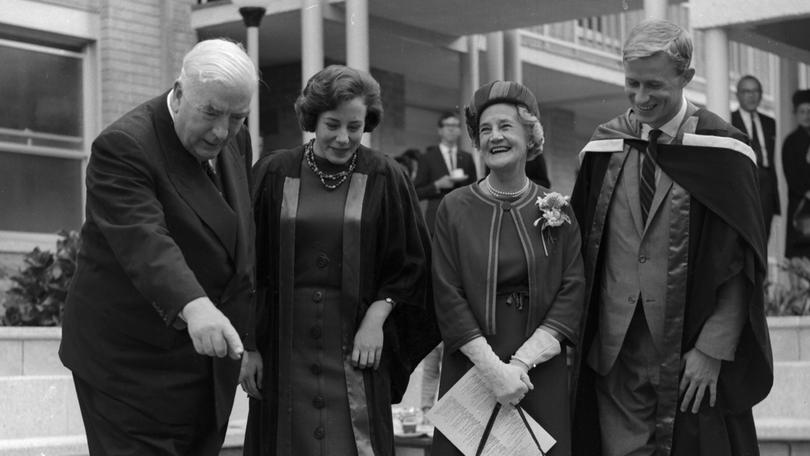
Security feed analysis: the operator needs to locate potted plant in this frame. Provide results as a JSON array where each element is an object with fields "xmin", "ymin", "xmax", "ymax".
[{"xmin": 1, "ymin": 230, "xmax": 79, "ymax": 327}]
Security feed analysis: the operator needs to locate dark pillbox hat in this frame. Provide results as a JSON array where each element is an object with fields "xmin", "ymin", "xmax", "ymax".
[{"xmin": 464, "ymin": 80, "xmax": 540, "ymax": 143}]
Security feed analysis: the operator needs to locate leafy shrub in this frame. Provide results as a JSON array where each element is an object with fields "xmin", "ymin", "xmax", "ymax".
[
  {"xmin": 1, "ymin": 231, "xmax": 80, "ymax": 326},
  {"xmin": 766, "ymin": 257, "xmax": 810, "ymax": 316}
]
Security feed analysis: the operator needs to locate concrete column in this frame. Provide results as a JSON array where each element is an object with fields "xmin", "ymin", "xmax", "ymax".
[
  {"xmin": 459, "ymin": 35, "xmax": 480, "ymax": 159},
  {"xmin": 644, "ymin": 0, "xmax": 667, "ymax": 20},
  {"xmin": 703, "ymin": 28, "xmax": 730, "ymax": 121},
  {"xmin": 301, "ymin": 0, "xmax": 323, "ymax": 143},
  {"xmin": 301, "ymin": 0, "xmax": 323, "ymax": 86},
  {"xmin": 237, "ymin": 6, "xmax": 266, "ymax": 162},
  {"xmin": 345, "ymin": 0, "xmax": 369, "ymax": 72},
  {"xmin": 345, "ymin": 0, "xmax": 370, "ymax": 146},
  {"xmin": 503, "ymin": 29, "xmax": 522, "ymax": 83},
  {"xmin": 485, "ymin": 31, "xmax": 504, "ymax": 83}
]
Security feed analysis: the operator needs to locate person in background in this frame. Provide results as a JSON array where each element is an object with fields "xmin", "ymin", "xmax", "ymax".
[
  {"xmin": 571, "ymin": 20, "xmax": 772, "ymax": 456},
  {"xmin": 395, "ymin": 147, "xmax": 421, "ymax": 181},
  {"xmin": 782, "ymin": 89, "xmax": 810, "ymax": 260},
  {"xmin": 59, "ymin": 39, "xmax": 257, "ymax": 455},
  {"xmin": 240, "ymin": 65, "xmax": 438, "ymax": 456},
  {"xmin": 413, "ymin": 111, "xmax": 477, "ymax": 417},
  {"xmin": 414, "ymin": 111, "xmax": 477, "ymax": 234},
  {"xmin": 732, "ymin": 74, "xmax": 779, "ymax": 241},
  {"xmin": 431, "ymin": 80, "xmax": 585, "ymax": 456}
]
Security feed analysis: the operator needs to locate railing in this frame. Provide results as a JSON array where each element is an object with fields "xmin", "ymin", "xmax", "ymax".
[{"xmin": 522, "ymin": 4, "xmax": 776, "ymax": 108}]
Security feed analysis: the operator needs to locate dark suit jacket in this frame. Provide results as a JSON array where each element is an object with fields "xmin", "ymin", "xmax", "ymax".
[
  {"xmin": 59, "ymin": 93, "xmax": 255, "ymax": 429},
  {"xmin": 413, "ymin": 145, "xmax": 476, "ymax": 233},
  {"xmin": 732, "ymin": 109, "xmax": 780, "ymax": 220}
]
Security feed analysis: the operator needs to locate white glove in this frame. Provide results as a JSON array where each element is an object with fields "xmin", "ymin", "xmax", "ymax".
[
  {"xmin": 460, "ymin": 337, "xmax": 533, "ymax": 405},
  {"xmin": 510, "ymin": 326, "xmax": 561, "ymax": 371}
]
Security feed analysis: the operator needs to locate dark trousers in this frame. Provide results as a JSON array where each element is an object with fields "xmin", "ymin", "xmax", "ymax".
[{"xmin": 73, "ymin": 375, "xmax": 226, "ymax": 456}]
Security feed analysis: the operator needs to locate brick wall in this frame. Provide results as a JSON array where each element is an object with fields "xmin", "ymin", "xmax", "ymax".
[{"xmin": 99, "ymin": 0, "xmax": 197, "ymax": 128}]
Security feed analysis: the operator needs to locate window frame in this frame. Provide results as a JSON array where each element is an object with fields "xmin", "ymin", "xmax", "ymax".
[{"xmin": 0, "ymin": 36, "xmax": 97, "ymax": 252}]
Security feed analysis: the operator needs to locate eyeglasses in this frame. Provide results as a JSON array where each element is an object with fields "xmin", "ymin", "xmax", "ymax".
[
  {"xmin": 441, "ymin": 123, "xmax": 461, "ymax": 128},
  {"xmin": 738, "ymin": 89, "xmax": 761, "ymax": 95}
]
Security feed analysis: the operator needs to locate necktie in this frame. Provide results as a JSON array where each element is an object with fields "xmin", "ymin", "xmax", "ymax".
[
  {"xmin": 203, "ymin": 161, "xmax": 222, "ymax": 192},
  {"xmin": 750, "ymin": 113, "xmax": 767, "ymax": 167},
  {"xmin": 640, "ymin": 129, "xmax": 661, "ymax": 225}
]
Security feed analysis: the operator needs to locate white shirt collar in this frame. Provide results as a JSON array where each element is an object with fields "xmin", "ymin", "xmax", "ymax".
[
  {"xmin": 641, "ymin": 96, "xmax": 688, "ymax": 140},
  {"xmin": 167, "ymin": 90, "xmax": 176, "ymax": 122}
]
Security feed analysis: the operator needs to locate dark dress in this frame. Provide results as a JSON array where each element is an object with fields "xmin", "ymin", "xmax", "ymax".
[
  {"xmin": 288, "ymin": 155, "xmax": 356, "ymax": 454},
  {"xmin": 431, "ymin": 184, "xmax": 585, "ymax": 456},
  {"xmin": 245, "ymin": 144, "xmax": 439, "ymax": 456},
  {"xmin": 782, "ymin": 127, "xmax": 810, "ymax": 259}
]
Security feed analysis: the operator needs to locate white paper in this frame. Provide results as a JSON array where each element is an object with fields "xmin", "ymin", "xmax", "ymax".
[{"xmin": 425, "ymin": 368, "xmax": 555, "ymax": 456}]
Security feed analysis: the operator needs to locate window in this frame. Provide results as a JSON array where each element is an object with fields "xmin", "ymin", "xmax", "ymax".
[{"xmin": 0, "ymin": 38, "xmax": 85, "ymax": 234}]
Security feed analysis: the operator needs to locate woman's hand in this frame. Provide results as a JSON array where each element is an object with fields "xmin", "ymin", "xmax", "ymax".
[
  {"xmin": 482, "ymin": 362, "xmax": 532, "ymax": 406},
  {"xmin": 239, "ymin": 350, "xmax": 263, "ymax": 399},
  {"xmin": 351, "ymin": 299, "xmax": 394, "ymax": 370}
]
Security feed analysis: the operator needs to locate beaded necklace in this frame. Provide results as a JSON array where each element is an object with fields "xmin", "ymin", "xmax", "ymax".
[
  {"xmin": 485, "ymin": 176, "xmax": 530, "ymax": 199},
  {"xmin": 304, "ymin": 139, "xmax": 358, "ymax": 190}
]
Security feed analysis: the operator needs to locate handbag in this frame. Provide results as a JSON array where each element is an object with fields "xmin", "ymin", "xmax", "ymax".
[
  {"xmin": 793, "ymin": 198, "xmax": 810, "ymax": 237},
  {"xmin": 475, "ymin": 403, "xmax": 546, "ymax": 456}
]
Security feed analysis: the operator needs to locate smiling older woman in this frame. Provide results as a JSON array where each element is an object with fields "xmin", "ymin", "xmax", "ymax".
[{"xmin": 431, "ymin": 81, "xmax": 585, "ymax": 456}]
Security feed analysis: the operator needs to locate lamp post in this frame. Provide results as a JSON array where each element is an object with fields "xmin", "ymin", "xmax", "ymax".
[{"xmin": 233, "ymin": 0, "xmax": 269, "ymax": 163}]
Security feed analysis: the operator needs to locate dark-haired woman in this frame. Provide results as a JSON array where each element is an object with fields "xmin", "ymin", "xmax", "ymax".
[{"xmin": 240, "ymin": 65, "xmax": 437, "ymax": 456}]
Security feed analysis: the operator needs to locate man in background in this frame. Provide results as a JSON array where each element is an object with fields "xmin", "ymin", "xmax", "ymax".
[
  {"xmin": 732, "ymin": 74, "xmax": 779, "ymax": 241},
  {"xmin": 414, "ymin": 111, "xmax": 477, "ymax": 234}
]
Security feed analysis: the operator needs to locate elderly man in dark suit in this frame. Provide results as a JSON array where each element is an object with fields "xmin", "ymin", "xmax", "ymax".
[
  {"xmin": 414, "ymin": 111, "xmax": 477, "ymax": 233},
  {"xmin": 732, "ymin": 74, "xmax": 779, "ymax": 240},
  {"xmin": 60, "ymin": 39, "xmax": 257, "ymax": 455}
]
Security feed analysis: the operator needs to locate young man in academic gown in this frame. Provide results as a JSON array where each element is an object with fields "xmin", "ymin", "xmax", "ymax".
[{"xmin": 571, "ymin": 20, "xmax": 772, "ymax": 456}]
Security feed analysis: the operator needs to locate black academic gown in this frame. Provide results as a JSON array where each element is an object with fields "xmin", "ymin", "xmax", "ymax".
[
  {"xmin": 245, "ymin": 145, "xmax": 439, "ymax": 456},
  {"xmin": 571, "ymin": 107, "xmax": 773, "ymax": 456}
]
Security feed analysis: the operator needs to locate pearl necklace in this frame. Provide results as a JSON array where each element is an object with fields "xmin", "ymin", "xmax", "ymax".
[
  {"xmin": 486, "ymin": 176, "xmax": 530, "ymax": 199},
  {"xmin": 304, "ymin": 140, "xmax": 358, "ymax": 190}
]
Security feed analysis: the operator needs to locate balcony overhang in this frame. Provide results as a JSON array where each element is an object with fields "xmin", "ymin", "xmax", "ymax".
[{"xmin": 691, "ymin": 0, "xmax": 810, "ymax": 61}]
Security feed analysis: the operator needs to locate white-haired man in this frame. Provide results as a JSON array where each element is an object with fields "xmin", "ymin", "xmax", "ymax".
[
  {"xmin": 571, "ymin": 20, "xmax": 772, "ymax": 455},
  {"xmin": 60, "ymin": 39, "xmax": 258, "ymax": 455}
]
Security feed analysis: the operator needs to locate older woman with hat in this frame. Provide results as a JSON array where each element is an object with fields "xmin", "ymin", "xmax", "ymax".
[{"xmin": 430, "ymin": 81, "xmax": 585, "ymax": 455}]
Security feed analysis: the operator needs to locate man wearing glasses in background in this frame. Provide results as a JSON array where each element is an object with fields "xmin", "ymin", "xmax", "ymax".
[
  {"xmin": 414, "ymin": 111, "xmax": 478, "ymax": 235},
  {"xmin": 732, "ymin": 74, "xmax": 779, "ymax": 241}
]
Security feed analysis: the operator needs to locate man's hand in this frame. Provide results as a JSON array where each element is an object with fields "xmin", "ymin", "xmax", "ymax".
[
  {"xmin": 434, "ymin": 175, "xmax": 454, "ymax": 190},
  {"xmin": 679, "ymin": 347, "xmax": 721, "ymax": 413},
  {"xmin": 182, "ymin": 297, "xmax": 243, "ymax": 360},
  {"xmin": 239, "ymin": 350, "xmax": 263, "ymax": 399}
]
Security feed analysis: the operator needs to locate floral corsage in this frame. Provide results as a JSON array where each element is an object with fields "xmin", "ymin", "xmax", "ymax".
[{"xmin": 533, "ymin": 192, "xmax": 572, "ymax": 256}]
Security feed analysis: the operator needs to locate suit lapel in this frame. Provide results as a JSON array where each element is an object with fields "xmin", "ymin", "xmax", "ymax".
[
  {"xmin": 157, "ymin": 106, "xmax": 238, "ymax": 261},
  {"xmin": 432, "ymin": 147, "xmax": 451, "ymax": 174},
  {"xmin": 621, "ymin": 148, "xmax": 645, "ymax": 235},
  {"xmin": 218, "ymin": 141, "xmax": 250, "ymax": 266},
  {"xmin": 645, "ymin": 171, "xmax": 673, "ymax": 234}
]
